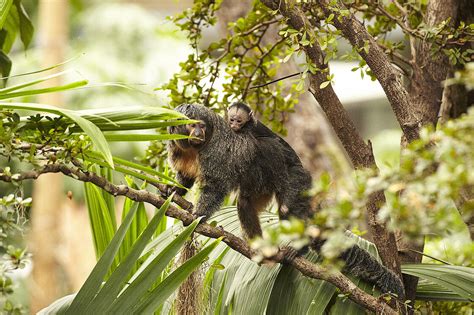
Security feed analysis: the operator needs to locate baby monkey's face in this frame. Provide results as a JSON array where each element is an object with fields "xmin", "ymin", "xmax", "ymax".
[{"xmin": 227, "ymin": 107, "xmax": 251, "ymax": 132}]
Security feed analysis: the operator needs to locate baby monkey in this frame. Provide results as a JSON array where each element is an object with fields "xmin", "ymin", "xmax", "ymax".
[
  {"xmin": 226, "ymin": 102, "xmax": 313, "ymax": 220},
  {"xmin": 227, "ymin": 102, "xmax": 257, "ymax": 132}
]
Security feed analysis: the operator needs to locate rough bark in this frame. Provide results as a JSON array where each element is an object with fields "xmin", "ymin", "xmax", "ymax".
[
  {"xmin": 438, "ymin": 0, "xmax": 474, "ymax": 239},
  {"xmin": 401, "ymin": 0, "xmax": 462, "ymax": 303},
  {"xmin": 316, "ymin": 0, "xmax": 418, "ymax": 142},
  {"xmin": 0, "ymin": 165, "xmax": 399, "ymax": 314},
  {"xmin": 260, "ymin": 0, "xmax": 402, "ymax": 277},
  {"xmin": 409, "ymin": 0, "xmax": 461, "ymax": 126}
]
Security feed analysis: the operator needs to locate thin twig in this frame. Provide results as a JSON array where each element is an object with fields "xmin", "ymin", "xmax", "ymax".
[
  {"xmin": 250, "ymin": 71, "xmax": 302, "ymax": 89},
  {"xmin": 243, "ymin": 36, "xmax": 287, "ymax": 97}
]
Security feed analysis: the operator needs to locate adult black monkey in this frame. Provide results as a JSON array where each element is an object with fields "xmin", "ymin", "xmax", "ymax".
[
  {"xmin": 168, "ymin": 104, "xmax": 404, "ymax": 298},
  {"xmin": 167, "ymin": 103, "xmax": 289, "ymax": 238}
]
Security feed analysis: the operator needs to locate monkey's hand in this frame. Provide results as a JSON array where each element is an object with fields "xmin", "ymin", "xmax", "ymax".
[{"xmin": 166, "ymin": 185, "xmax": 188, "ymax": 197}]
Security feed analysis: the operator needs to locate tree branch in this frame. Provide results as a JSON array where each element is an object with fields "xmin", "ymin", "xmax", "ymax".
[
  {"xmin": 0, "ymin": 164, "xmax": 398, "ymax": 314},
  {"xmin": 316, "ymin": 0, "xmax": 419, "ymax": 142},
  {"xmin": 260, "ymin": 0, "xmax": 401, "ymax": 278}
]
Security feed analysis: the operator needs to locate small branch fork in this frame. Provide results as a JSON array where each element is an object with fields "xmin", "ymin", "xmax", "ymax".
[{"xmin": 0, "ymin": 164, "xmax": 398, "ymax": 314}]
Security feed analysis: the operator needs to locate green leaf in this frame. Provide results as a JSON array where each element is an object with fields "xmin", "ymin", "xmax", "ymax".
[
  {"xmin": 0, "ymin": 80, "xmax": 88, "ymax": 100},
  {"xmin": 85, "ymin": 196, "xmax": 170, "ymax": 314},
  {"xmin": 402, "ymin": 264, "xmax": 474, "ymax": 301},
  {"xmin": 108, "ymin": 218, "xmax": 201, "ymax": 313},
  {"xmin": 0, "ymin": 0, "xmax": 13, "ymax": 30},
  {"xmin": 0, "ymin": 50, "xmax": 11, "ymax": 84},
  {"xmin": 1, "ymin": 3, "xmax": 18, "ymax": 53},
  {"xmin": 103, "ymin": 133, "xmax": 189, "ymax": 142},
  {"xmin": 65, "ymin": 202, "xmax": 140, "ymax": 314},
  {"xmin": 5, "ymin": 56, "xmax": 80, "ymax": 79},
  {"xmin": 98, "ymin": 166, "xmax": 116, "ymax": 230},
  {"xmin": 214, "ymin": 273, "xmax": 227, "ymax": 315},
  {"xmin": 37, "ymin": 294, "xmax": 76, "ymax": 315},
  {"xmin": 268, "ymin": 252, "xmax": 335, "ymax": 315},
  {"xmin": 0, "ymin": 70, "xmax": 71, "ymax": 94},
  {"xmin": 0, "ymin": 102, "xmax": 114, "ymax": 168},
  {"xmin": 13, "ymin": 0, "xmax": 33, "ymax": 50},
  {"xmin": 84, "ymin": 154, "xmax": 174, "ymax": 188},
  {"xmin": 319, "ymin": 81, "xmax": 331, "ymax": 89},
  {"xmin": 117, "ymin": 178, "xmax": 148, "ymax": 272},
  {"xmin": 108, "ymin": 154, "xmax": 183, "ymax": 187},
  {"xmin": 84, "ymin": 183, "xmax": 116, "ymax": 261},
  {"xmin": 133, "ymin": 237, "xmax": 221, "ymax": 314}
]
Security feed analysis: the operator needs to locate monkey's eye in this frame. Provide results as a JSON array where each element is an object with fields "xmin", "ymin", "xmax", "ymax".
[
  {"xmin": 199, "ymin": 123, "xmax": 206, "ymax": 128},
  {"xmin": 190, "ymin": 123, "xmax": 196, "ymax": 128}
]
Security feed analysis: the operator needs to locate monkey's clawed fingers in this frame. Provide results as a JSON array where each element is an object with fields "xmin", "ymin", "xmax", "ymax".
[{"xmin": 280, "ymin": 245, "xmax": 301, "ymax": 263}]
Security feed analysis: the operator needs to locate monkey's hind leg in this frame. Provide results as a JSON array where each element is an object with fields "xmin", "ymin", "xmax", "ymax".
[{"xmin": 237, "ymin": 193, "xmax": 271, "ymax": 239}]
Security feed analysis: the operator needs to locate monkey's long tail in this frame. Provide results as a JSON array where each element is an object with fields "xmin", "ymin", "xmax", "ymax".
[{"xmin": 341, "ymin": 245, "xmax": 405, "ymax": 300}]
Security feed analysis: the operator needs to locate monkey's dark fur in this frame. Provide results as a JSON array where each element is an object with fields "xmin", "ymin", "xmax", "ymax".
[
  {"xmin": 168, "ymin": 104, "xmax": 404, "ymax": 298},
  {"xmin": 227, "ymin": 102, "xmax": 313, "ymax": 220}
]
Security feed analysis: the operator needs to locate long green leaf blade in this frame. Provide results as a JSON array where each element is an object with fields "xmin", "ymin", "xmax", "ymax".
[
  {"xmin": 108, "ymin": 218, "xmax": 200, "ymax": 313},
  {"xmin": 133, "ymin": 238, "xmax": 222, "ymax": 314},
  {"xmin": 0, "ymin": 0, "xmax": 13, "ymax": 30},
  {"xmin": 99, "ymin": 152, "xmax": 183, "ymax": 187},
  {"xmin": 84, "ymin": 183, "xmax": 116, "ymax": 260},
  {"xmin": 0, "ymin": 70, "xmax": 70, "ymax": 94},
  {"xmin": 104, "ymin": 133, "xmax": 189, "ymax": 142},
  {"xmin": 402, "ymin": 264, "xmax": 474, "ymax": 301},
  {"xmin": 65, "ymin": 202, "xmax": 139, "ymax": 314},
  {"xmin": 86, "ymin": 196, "xmax": 171, "ymax": 313},
  {"xmin": 0, "ymin": 80, "xmax": 87, "ymax": 100}
]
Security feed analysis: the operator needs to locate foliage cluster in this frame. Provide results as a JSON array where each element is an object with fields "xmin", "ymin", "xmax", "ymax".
[
  {"xmin": 255, "ymin": 108, "xmax": 474, "ymax": 265},
  {"xmin": 162, "ymin": 0, "xmax": 302, "ymax": 134},
  {"xmin": 0, "ymin": 193, "xmax": 29, "ymax": 314},
  {"xmin": 162, "ymin": 0, "xmax": 473, "ymax": 135}
]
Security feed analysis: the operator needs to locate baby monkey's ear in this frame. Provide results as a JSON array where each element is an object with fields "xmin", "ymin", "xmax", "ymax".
[{"xmin": 249, "ymin": 110, "xmax": 258, "ymax": 126}]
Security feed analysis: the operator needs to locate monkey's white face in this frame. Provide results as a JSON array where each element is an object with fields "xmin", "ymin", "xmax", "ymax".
[{"xmin": 228, "ymin": 108, "xmax": 250, "ymax": 131}]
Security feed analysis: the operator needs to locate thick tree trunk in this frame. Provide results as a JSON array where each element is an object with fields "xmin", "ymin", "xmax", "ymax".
[{"xmin": 400, "ymin": 0, "xmax": 463, "ymax": 303}]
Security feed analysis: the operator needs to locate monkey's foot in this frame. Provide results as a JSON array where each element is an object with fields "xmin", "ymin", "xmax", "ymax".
[
  {"xmin": 191, "ymin": 212, "xmax": 208, "ymax": 222},
  {"xmin": 280, "ymin": 245, "xmax": 300, "ymax": 263}
]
